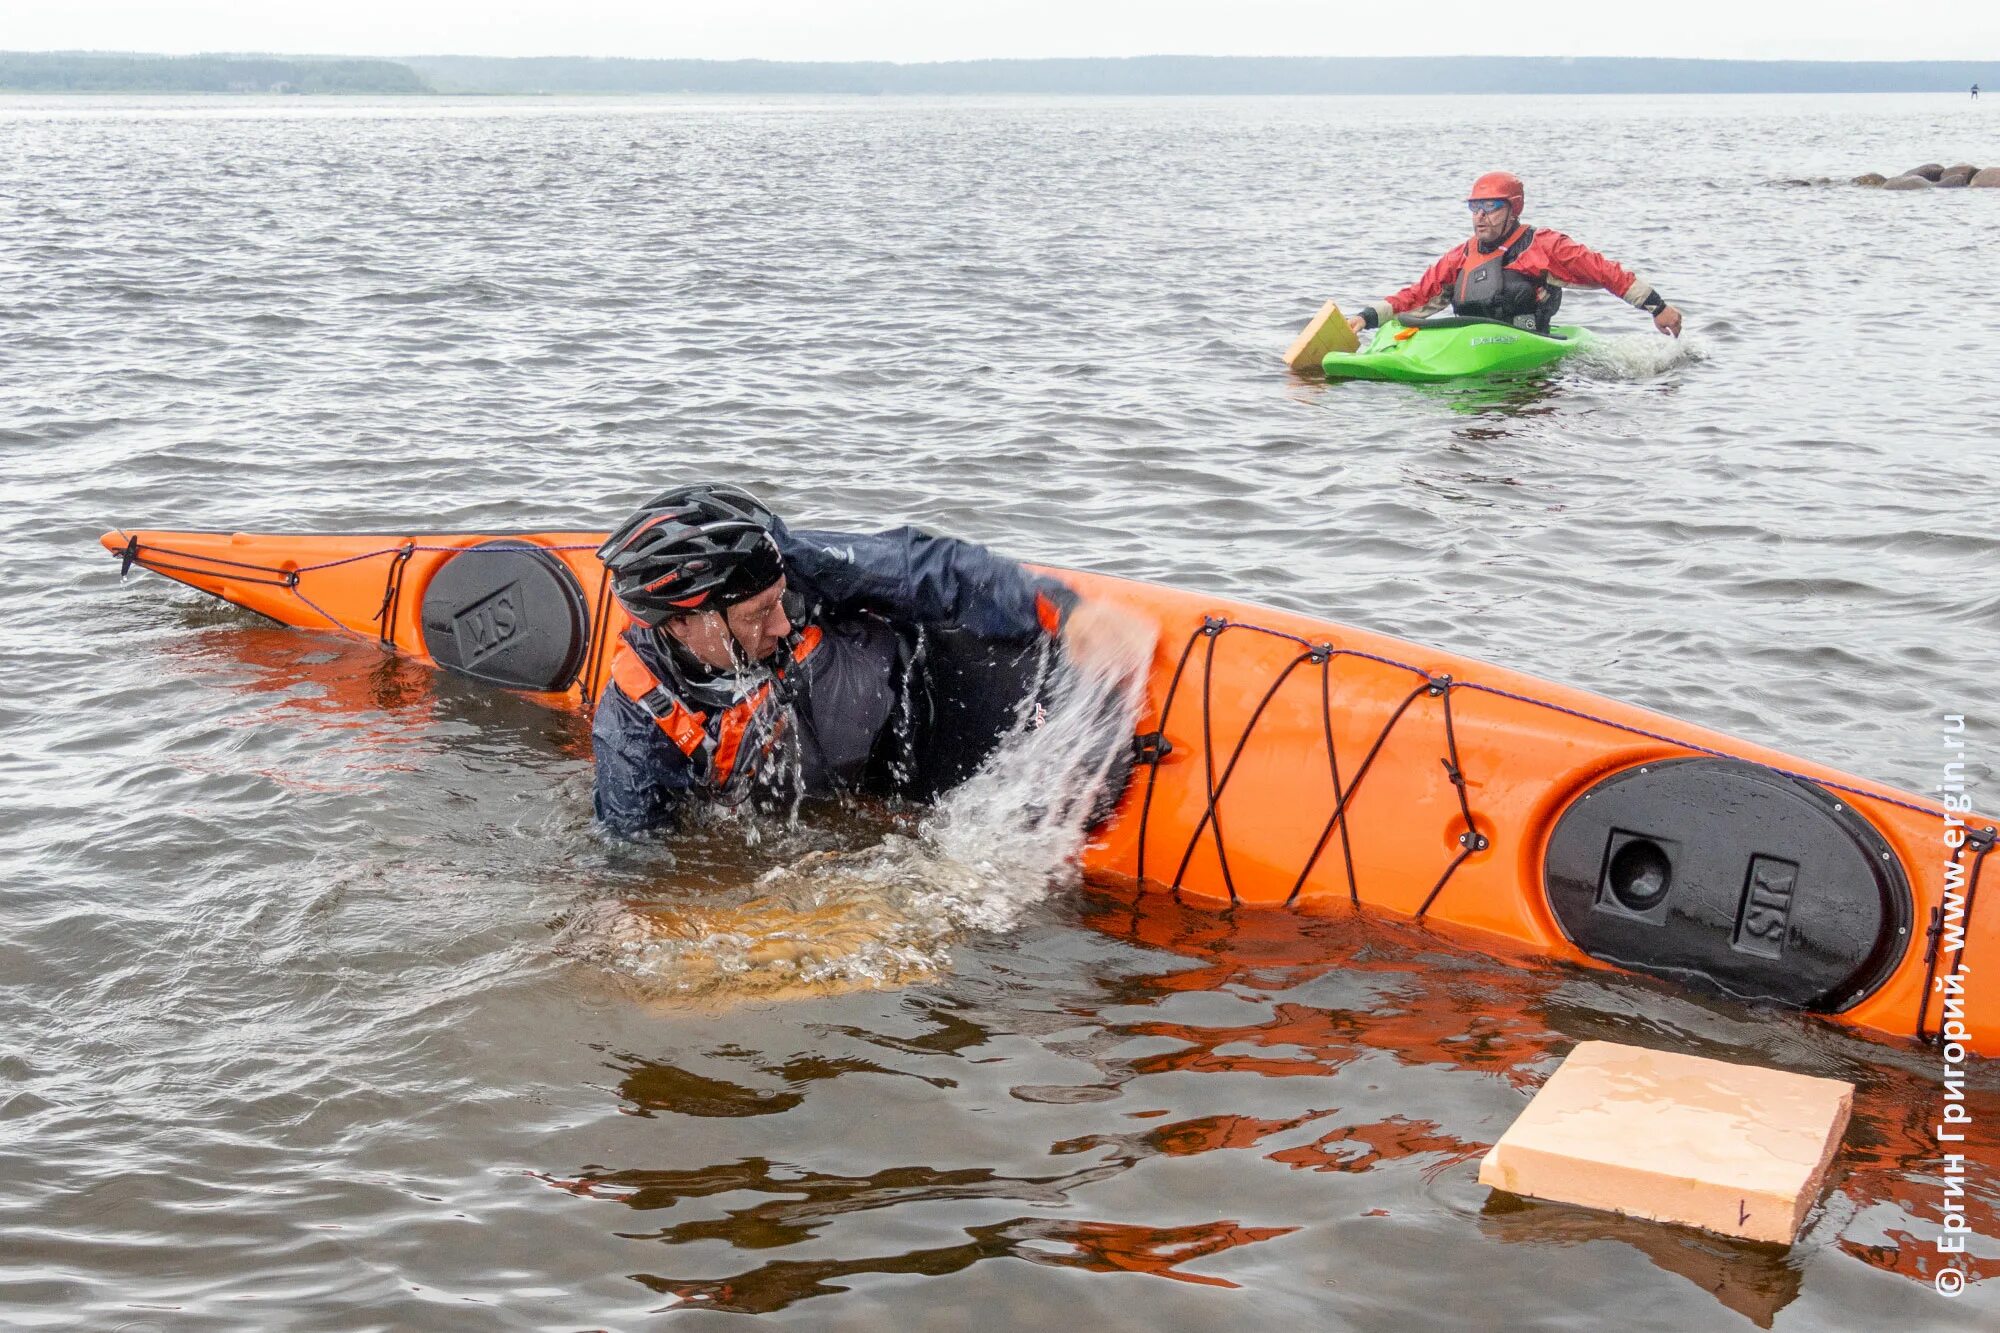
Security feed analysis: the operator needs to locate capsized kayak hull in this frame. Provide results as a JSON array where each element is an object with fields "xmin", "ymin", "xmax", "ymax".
[
  {"xmin": 100, "ymin": 526, "xmax": 1996, "ymax": 1055},
  {"xmin": 1324, "ymin": 316, "xmax": 1587, "ymax": 383},
  {"xmin": 101, "ymin": 528, "xmax": 625, "ymax": 708}
]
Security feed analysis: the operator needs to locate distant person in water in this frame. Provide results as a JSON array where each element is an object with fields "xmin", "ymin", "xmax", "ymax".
[
  {"xmin": 590, "ymin": 483, "xmax": 1144, "ymax": 836},
  {"xmin": 1974, "ymin": 83, "xmax": 1981, "ymax": 99},
  {"xmin": 1345, "ymin": 172, "xmax": 1683, "ymax": 339}
]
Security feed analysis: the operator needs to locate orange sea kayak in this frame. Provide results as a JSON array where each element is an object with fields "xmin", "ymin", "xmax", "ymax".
[{"xmin": 100, "ymin": 526, "xmax": 1996, "ymax": 1056}]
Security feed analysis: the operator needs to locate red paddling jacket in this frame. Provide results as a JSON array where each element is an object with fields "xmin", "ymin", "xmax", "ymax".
[{"xmin": 1363, "ymin": 224, "xmax": 1663, "ymax": 332}]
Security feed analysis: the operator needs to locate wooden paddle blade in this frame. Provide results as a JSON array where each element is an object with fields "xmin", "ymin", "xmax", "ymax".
[{"xmin": 1283, "ymin": 300, "xmax": 1359, "ymax": 372}]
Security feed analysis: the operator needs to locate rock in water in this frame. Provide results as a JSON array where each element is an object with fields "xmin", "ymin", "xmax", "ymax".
[
  {"xmin": 1938, "ymin": 169, "xmax": 1973, "ymax": 188},
  {"xmin": 1849, "ymin": 172, "xmax": 1887, "ymax": 187},
  {"xmin": 1970, "ymin": 167, "xmax": 2000, "ymax": 188},
  {"xmin": 1883, "ymin": 174, "xmax": 1935, "ymax": 190},
  {"xmin": 1946, "ymin": 162, "xmax": 1980, "ymax": 178},
  {"xmin": 1906, "ymin": 162, "xmax": 1945, "ymax": 181}
]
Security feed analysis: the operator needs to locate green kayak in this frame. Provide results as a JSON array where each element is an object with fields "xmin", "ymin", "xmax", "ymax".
[{"xmin": 1323, "ymin": 315, "xmax": 1589, "ymax": 383}]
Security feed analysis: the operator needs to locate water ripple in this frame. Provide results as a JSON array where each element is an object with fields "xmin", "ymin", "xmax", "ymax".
[{"xmin": 1, "ymin": 92, "xmax": 1995, "ymax": 1329}]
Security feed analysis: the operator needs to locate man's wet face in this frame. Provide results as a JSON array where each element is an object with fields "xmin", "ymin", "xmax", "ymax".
[{"xmin": 668, "ymin": 579, "xmax": 792, "ymax": 669}]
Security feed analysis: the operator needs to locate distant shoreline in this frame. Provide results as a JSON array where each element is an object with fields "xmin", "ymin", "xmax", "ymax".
[
  {"xmin": 2, "ymin": 51, "xmax": 1994, "ymax": 97},
  {"xmin": 3, "ymin": 89, "xmax": 1989, "ymax": 100}
]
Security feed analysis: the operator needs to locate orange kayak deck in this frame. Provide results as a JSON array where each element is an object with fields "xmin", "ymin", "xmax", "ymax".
[{"xmin": 100, "ymin": 526, "xmax": 1997, "ymax": 1056}]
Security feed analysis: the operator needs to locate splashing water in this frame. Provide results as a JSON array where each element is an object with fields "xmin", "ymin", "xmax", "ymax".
[
  {"xmin": 574, "ymin": 627, "xmax": 1155, "ymax": 1002},
  {"xmin": 911, "ymin": 629, "xmax": 1152, "ymax": 928},
  {"xmin": 1570, "ymin": 329, "xmax": 1708, "ymax": 379}
]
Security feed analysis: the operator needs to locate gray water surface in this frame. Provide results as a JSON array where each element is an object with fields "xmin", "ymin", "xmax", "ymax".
[{"xmin": 2, "ymin": 93, "xmax": 1996, "ymax": 1328}]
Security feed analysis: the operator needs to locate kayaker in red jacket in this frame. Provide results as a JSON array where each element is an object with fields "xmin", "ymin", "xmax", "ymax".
[{"xmin": 1346, "ymin": 172, "xmax": 1683, "ymax": 338}]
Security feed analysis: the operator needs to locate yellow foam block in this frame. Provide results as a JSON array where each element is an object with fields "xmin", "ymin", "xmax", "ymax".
[
  {"xmin": 1282, "ymin": 300, "xmax": 1358, "ymax": 372},
  {"xmin": 1477, "ymin": 1041, "xmax": 1853, "ymax": 1245}
]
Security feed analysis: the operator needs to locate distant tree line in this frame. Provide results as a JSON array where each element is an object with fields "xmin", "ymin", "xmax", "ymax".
[
  {"xmin": 0, "ymin": 52, "xmax": 431, "ymax": 94},
  {"xmin": 407, "ymin": 54, "xmax": 1996, "ymax": 96},
  {"xmin": 1, "ymin": 51, "xmax": 1991, "ymax": 96}
]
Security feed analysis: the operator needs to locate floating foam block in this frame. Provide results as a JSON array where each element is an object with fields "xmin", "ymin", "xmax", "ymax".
[
  {"xmin": 1283, "ymin": 300, "xmax": 1358, "ymax": 372},
  {"xmin": 1477, "ymin": 1041, "xmax": 1853, "ymax": 1245}
]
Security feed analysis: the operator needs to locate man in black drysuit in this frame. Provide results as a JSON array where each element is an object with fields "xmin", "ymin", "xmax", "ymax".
[{"xmin": 590, "ymin": 483, "xmax": 1134, "ymax": 837}]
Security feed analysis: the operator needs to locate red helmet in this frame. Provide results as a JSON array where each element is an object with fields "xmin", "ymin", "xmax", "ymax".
[{"xmin": 1467, "ymin": 171, "xmax": 1525, "ymax": 214}]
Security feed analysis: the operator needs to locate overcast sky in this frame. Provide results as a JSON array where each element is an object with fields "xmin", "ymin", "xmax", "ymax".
[{"xmin": 8, "ymin": 1, "xmax": 1996, "ymax": 63}]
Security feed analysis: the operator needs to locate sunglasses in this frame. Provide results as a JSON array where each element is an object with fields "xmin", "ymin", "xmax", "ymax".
[{"xmin": 1467, "ymin": 199, "xmax": 1511, "ymax": 215}]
